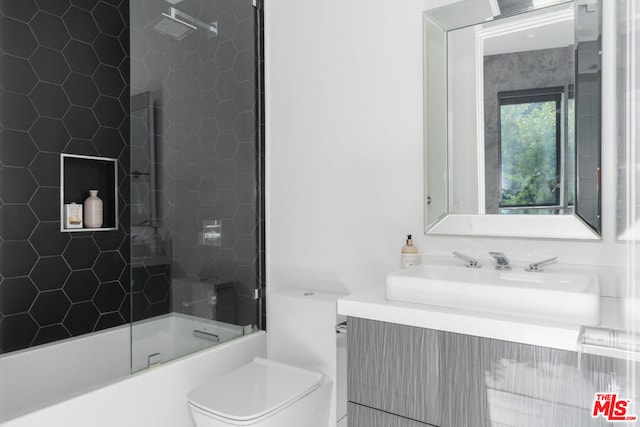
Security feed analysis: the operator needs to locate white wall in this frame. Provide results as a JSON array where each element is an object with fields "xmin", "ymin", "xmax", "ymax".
[
  {"xmin": 267, "ymin": 0, "xmax": 437, "ymax": 295},
  {"xmin": 265, "ymin": 0, "xmax": 633, "ymax": 297}
]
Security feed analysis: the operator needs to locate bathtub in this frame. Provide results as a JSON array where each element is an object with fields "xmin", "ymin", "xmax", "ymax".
[
  {"xmin": 131, "ymin": 313, "xmax": 247, "ymax": 372},
  {"xmin": 0, "ymin": 313, "xmax": 249, "ymax": 423}
]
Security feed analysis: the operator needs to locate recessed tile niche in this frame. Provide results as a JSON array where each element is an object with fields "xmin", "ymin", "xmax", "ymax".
[{"xmin": 60, "ymin": 154, "xmax": 118, "ymax": 232}]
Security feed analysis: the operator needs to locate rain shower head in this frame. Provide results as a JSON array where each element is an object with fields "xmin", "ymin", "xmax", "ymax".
[
  {"xmin": 153, "ymin": 12, "xmax": 196, "ymax": 40},
  {"xmin": 152, "ymin": 7, "xmax": 218, "ymax": 40}
]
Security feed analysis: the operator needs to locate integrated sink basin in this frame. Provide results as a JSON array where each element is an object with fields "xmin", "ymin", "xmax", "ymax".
[{"xmin": 386, "ymin": 263, "xmax": 600, "ymax": 326}]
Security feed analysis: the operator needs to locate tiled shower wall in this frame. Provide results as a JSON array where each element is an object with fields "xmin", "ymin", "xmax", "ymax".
[
  {"xmin": 130, "ymin": 0, "xmax": 260, "ymax": 327},
  {"xmin": 0, "ymin": 0, "xmax": 131, "ymax": 353}
]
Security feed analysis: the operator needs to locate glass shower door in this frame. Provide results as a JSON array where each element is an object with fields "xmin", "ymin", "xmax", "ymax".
[{"xmin": 129, "ymin": 0, "xmax": 263, "ymax": 372}]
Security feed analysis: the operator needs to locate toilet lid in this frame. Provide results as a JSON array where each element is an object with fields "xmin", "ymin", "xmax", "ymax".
[{"xmin": 187, "ymin": 358, "xmax": 323, "ymax": 423}]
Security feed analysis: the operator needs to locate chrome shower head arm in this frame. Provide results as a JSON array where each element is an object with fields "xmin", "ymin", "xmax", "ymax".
[{"xmin": 170, "ymin": 7, "xmax": 218, "ymax": 37}]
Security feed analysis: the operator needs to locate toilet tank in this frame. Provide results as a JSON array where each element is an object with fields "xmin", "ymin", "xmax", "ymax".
[{"xmin": 268, "ymin": 289, "xmax": 347, "ymax": 427}]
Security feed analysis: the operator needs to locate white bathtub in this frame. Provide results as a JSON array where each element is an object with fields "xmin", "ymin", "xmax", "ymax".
[
  {"xmin": 131, "ymin": 313, "xmax": 246, "ymax": 372},
  {"xmin": 0, "ymin": 313, "xmax": 248, "ymax": 423}
]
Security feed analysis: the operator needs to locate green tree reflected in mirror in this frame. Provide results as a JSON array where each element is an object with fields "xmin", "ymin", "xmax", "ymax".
[{"xmin": 498, "ymin": 87, "xmax": 575, "ymax": 214}]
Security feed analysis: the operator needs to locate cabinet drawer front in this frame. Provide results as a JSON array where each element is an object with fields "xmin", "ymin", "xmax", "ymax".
[
  {"xmin": 347, "ymin": 317, "xmax": 441, "ymax": 425},
  {"xmin": 348, "ymin": 402, "xmax": 435, "ymax": 427}
]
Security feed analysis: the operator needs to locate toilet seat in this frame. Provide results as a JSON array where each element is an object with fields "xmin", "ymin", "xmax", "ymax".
[{"xmin": 187, "ymin": 358, "xmax": 324, "ymax": 425}]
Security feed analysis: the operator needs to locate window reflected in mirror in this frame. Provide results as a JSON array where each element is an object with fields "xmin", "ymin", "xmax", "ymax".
[{"xmin": 497, "ymin": 87, "xmax": 573, "ymax": 214}]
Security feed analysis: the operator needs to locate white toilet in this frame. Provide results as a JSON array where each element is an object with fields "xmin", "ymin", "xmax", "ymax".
[
  {"xmin": 187, "ymin": 289, "xmax": 346, "ymax": 427},
  {"xmin": 187, "ymin": 357, "xmax": 328, "ymax": 427}
]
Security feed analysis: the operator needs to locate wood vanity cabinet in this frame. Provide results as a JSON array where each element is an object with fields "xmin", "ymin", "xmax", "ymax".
[
  {"xmin": 347, "ymin": 317, "xmax": 628, "ymax": 427},
  {"xmin": 347, "ymin": 318, "xmax": 441, "ymax": 426}
]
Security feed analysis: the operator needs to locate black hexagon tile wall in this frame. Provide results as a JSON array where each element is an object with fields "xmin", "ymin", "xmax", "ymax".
[
  {"xmin": 0, "ymin": 0, "xmax": 131, "ymax": 353},
  {"xmin": 0, "ymin": 0, "xmax": 263, "ymax": 353}
]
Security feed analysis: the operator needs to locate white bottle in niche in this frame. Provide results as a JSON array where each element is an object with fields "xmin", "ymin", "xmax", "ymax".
[
  {"xmin": 84, "ymin": 190, "xmax": 103, "ymax": 228},
  {"xmin": 401, "ymin": 234, "xmax": 419, "ymax": 268}
]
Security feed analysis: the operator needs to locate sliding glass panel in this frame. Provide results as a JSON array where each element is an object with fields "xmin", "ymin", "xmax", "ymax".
[{"xmin": 129, "ymin": 0, "xmax": 263, "ymax": 373}]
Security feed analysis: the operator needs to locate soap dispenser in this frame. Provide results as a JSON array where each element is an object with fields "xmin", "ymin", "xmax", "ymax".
[{"xmin": 401, "ymin": 234, "xmax": 419, "ymax": 268}]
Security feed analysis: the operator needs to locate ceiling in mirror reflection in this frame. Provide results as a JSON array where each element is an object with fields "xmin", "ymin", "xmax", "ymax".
[
  {"xmin": 482, "ymin": 9, "xmax": 574, "ymax": 55},
  {"xmin": 426, "ymin": 0, "xmax": 573, "ymax": 31},
  {"xmin": 496, "ymin": 0, "xmax": 569, "ymax": 17}
]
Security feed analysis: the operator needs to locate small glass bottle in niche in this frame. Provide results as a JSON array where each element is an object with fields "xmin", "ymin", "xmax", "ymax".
[
  {"xmin": 65, "ymin": 203, "xmax": 83, "ymax": 229},
  {"xmin": 84, "ymin": 190, "xmax": 103, "ymax": 228}
]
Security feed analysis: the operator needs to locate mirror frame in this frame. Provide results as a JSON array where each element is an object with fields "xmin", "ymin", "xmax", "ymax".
[{"xmin": 423, "ymin": 1, "xmax": 601, "ymax": 240}]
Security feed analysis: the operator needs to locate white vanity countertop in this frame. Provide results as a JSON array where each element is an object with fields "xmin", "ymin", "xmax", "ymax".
[{"xmin": 337, "ymin": 287, "xmax": 626, "ymax": 356}]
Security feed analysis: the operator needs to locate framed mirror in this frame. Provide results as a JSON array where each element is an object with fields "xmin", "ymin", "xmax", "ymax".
[{"xmin": 424, "ymin": 0, "xmax": 602, "ymax": 239}]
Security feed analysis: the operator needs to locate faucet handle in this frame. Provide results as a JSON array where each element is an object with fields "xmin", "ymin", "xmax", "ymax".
[
  {"xmin": 525, "ymin": 256, "xmax": 558, "ymax": 272},
  {"xmin": 488, "ymin": 252, "xmax": 511, "ymax": 270},
  {"xmin": 452, "ymin": 251, "xmax": 481, "ymax": 268}
]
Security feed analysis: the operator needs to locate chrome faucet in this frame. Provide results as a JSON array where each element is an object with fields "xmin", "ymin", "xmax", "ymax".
[
  {"xmin": 452, "ymin": 251, "xmax": 481, "ymax": 268},
  {"xmin": 525, "ymin": 256, "xmax": 558, "ymax": 272},
  {"xmin": 489, "ymin": 252, "xmax": 511, "ymax": 270}
]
